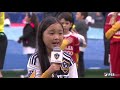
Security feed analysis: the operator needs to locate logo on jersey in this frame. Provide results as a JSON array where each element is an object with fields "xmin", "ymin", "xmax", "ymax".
[{"xmin": 61, "ymin": 60, "xmax": 70, "ymax": 74}]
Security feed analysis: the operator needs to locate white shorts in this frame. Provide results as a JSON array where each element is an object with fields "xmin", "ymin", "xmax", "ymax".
[{"xmin": 23, "ymin": 46, "xmax": 36, "ymax": 55}]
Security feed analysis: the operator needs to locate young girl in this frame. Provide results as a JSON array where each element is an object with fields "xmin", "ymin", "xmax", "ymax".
[
  {"xmin": 27, "ymin": 16, "xmax": 78, "ymax": 78},
  {"xmin": 18, "ymin": 12, "xmax": 39, "ymax": 59},
  {"xmin": 58, "ymin": 12, "xmax": 80, "ymax": 64},
  {"xmin": 18, "ymin": 12, "xmax": 39, "ymax": 78}
]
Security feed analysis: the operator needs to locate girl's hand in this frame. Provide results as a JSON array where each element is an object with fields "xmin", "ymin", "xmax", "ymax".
[
  {"xmin": 39, "ymin": 63, "xmax": 61, "ymax": 78},
  {"xmin": 48, "ymin": 63, "xmax": 61, "ymax": 74}
]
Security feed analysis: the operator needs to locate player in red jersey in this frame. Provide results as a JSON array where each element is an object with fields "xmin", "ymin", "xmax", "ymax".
[
  {"xmin": 105, "ymin": 12, "xmax": 120, "ymax": 78},
  {"xmin": 58, "ymin": 12, "xmax": 80, "ymax": 64}
]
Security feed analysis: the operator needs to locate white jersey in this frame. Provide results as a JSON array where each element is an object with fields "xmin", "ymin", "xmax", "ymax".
[
  {"xmin": 72, "ymin": 32, "xmax": 86, "ymax": 52},
  {"xmin": 76, "ymin": 33, "xmax": 86, "ymax": 52},
  {"xmin": 85, "ymin": 16, "xmax": 95, "ymax": 25},
  {"xmin": 27, "ymin": 51, "xmax": 78, "ymax": 78}
]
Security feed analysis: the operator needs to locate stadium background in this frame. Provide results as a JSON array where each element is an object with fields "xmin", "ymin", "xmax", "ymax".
[{"xmin": 3, "ymin": 12, "xmax": 109, "ymax": 71}]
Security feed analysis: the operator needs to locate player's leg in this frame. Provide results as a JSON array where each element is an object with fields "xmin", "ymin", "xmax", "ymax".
[
  {"xmin": 78, "ymin": 51, "xmax": 85, "ymax": 77},
  {"xmin": 0, "ymin": 32, "xmax": 8, "ymax": 78}
]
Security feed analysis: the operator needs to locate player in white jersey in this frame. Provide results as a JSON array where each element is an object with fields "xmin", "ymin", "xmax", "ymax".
[
  {"xmin": 71, "ymin": 29, "xmax": 86, "ymax": 54},
  {"xmin": 27, "ymin": 16, "xmax": 78, "ymax": 78},
  {"xmin": 72, "ymin": 30, "xmax": 86, "ymax": 77}
]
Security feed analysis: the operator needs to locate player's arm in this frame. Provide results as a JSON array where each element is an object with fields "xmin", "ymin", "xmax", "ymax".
[
  {"xmin": 29, "ymin": 69, "xmax": 52, "ymax": 78},
  {"xmin": 78, "ymin": 34, "xmax": 87, "ymax": 47},
  {"xmin": 75, "ymin": 53, "xmax": 79, "ymax": 66},
  {"xmin": 105, "ymin": 21, "xmax": 120, "ymax": 39},
  {"xmin": 60, "ymin": 39, "xmax": 69, "ymax": 50},
  {"xmin": 69, "ymin": 62, "xmax": 78, "ymax": 78},
  {"xmin": 40, "ymin": 63, "xmax": 61, "ymax": 78},
  {"xmin": 82, "ymin": 36, "xmax": 87, "ymax": 47},
  {"xmin": 40, "ymin": 70, "xmax": 52, "ymax": 78},
  {"xmin": 60, "ymin": 37, "xmax": 73, "ymax": 50}
]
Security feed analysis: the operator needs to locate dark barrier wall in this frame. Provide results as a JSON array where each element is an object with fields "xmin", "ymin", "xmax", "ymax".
[
  {"xmin": 6, "ymin": 12, "xmax": 105, "ymax": 28},
  {"xmin": 6, "ymin": 12, "xmax": 44, "ymax": 23}
]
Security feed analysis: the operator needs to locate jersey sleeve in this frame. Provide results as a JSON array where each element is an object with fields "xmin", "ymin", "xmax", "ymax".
[
  {"xmin": 69, "ymin": 63, "xmax": 78, "ymax": 78},
  {"xmin": 77, "ymin": 34, "xmax": 86, "ymax": 47},
  {"xmin": 60, "ymin": 39, "xmax": 69, "ymax": 50},
  {"xmin": 105, "ymin": 21, "xmax": 120, "ymax": 39},
  {"xmin": 63, "ymin": 52, "xmax": 78, "ymax": 78},
  {"xmin": 27, "ymin": 53, "xmax": 42, "ymax": 78}
]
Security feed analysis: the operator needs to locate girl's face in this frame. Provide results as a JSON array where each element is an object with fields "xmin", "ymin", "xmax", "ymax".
[
  {"xmin": 75, "ymin": 12, "xmax": 83, "ymax": 20},
  {"xmin": 59, "ymin": 18, "xmax": 72, "ymax": 32},
  {"xmin": 43, "ymin": 23, "xmax": 64, "ymax": 52}
]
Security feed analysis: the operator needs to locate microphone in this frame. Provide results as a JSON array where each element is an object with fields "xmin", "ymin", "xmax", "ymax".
[{"xmin": 50, "ymin": 47, "xmax": 63, "ymax": 64}]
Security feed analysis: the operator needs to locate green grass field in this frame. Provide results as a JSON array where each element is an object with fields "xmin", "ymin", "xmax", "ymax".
[
  {"xmin": 84, "ymin": 69, "xmax": 110, "ymax": 78},
  {"xmin": 2, "ymin": 69, "xmax": 110, "ymax": 78}
]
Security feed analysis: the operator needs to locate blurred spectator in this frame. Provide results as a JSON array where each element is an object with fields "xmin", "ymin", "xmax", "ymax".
[
  {"xmin": 75, "ymin": 12, "xmax": 89, "ymax": 42},
  {"xmin": 6, "ymin": 12, "xmax": 44, "ymax": 23},
  {"xmin": 74, "ymin": 12, "xmax": 89, "ymax": 77},
  {"xmin": 18, "ymin": 12, "xmax": 39, "ymax": 78},
  {"xmin": 43, "ymin": 12, "xmax": 63, "ymax": 18},
  {"xmin": 103, "ymin": 12, "xmax": 110, "ymax": 66},
  {"xmin": 89, "ymin": 12, "xmax": 105, "ymax": 28},
  {"xmin": 4, "ymin": 13, "xmax": 11, "ymax": 27},
  {"xmin": 85, "ymin": 15, "xmax": 95, "ymax": 26},
  {"xmin": 102, "ymin": 12, "xmax": 109, "ymax": 18}
]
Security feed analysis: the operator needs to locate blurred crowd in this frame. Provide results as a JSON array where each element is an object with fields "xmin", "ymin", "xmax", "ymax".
[{"xmin": 5, "ymin": 12, "xmax": 106, "ymax": 28}]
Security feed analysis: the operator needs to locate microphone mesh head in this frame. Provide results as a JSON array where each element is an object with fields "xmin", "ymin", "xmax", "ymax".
[{"xmin": 53, "ymin": 47, "xmax": 61, "ymax": 52}]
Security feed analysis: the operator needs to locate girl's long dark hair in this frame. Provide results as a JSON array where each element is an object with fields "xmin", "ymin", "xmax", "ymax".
[
  {"xmin": 27, "ymin": 12, "xmax": 39, "ymax": 31},
  {"xmin": 36, "ymin": 16, "xmax": 63, "ymax": 73}
]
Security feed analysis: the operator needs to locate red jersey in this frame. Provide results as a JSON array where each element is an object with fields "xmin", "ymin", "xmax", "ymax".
[
  {"xmin": 105, "ymin": 12, "xmax": 120, "ymax": 78},
  {"xmin": 104, "ymin": 12, "xmax": 120, "ymax": 44},
  {"xmin": 63, "ymin": 32, "xmax": 80, "ymax": 62}
]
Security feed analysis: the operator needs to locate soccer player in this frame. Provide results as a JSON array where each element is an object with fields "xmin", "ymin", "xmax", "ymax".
[{"xmin": 105, "ymin": 12, "xmax": 120, "ymax": 78}]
